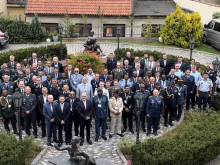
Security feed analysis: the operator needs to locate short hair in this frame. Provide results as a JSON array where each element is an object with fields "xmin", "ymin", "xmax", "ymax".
[
  {"xmin": 59, "ymin": 95, "xmax": 65, "ymax": 99},
  {"xmin": 124, "ymin": 85, "xmax": 130, "ymax": 89}
]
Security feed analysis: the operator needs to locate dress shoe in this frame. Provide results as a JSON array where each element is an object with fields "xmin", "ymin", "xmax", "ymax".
[
  {"xmin": 47, "ymin": 142, "xmax": 52, "ymax": 146},
  {"xmin": 58, "ymin": 143, "xmax": 62, "ymax": 147},
  {"xmin": 53, "ymin": 140, "xmax": 59, "ymax": 143},
  {"xmin": 164, "ymin": 124, "xmax": 168, "ymax": 127},
  {"xmin": 142, "ymin": 128, "xmax": 146, "ymax": 132},
  {"xmin": 117, "ymin": 133, "xmax": 124, "ymax": 137},
  {"xmin": 169, "ymin": 123, "xmax": 174, "ymax": 126},
  {"xmin": 122, "ymin": 128, "xmax": 127, "ymax": 133},
  {"xmin": 102, "ymin": 136, "xmax": 107, "ymax": 140},
  {"xmin": 158, "ymin": 126, "xmax": 160, "ymax": 130},
  {"xmin": 95, "ymin": 137, "xmax": 99, "ymax": 142},
  {"xmin": 42, "ymin": 133, "xmax": 46, "ymax": 138},
  {"xmin": 147, "ymin": 132, "xmax": 150, "ymax": 136},
  {"xmin": 109, "ymin": 134, "xmax": 113, "ymax": 138},
  {"xmin": 153, "ymin": 132, "xmax": 158, "ymax": 136},
  {"xmin": 80, "ymin": 141, "xmax": 84, "ymax": 146},
  {"xmin": 130, "ymin": 129, "xmax": 134, "ymax": 134},
  {"xmin": 87, "ymin": 140, "xmax": 92, "ymax": 145}
]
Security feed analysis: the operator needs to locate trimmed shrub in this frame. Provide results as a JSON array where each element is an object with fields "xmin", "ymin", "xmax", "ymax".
[
  {"xmin": 0, "ymin": 133, "xmax": 41, "ymax": 165},
  {"xmin": 120, "ymin": 111, "xmax": 220, "ymax": 165},
  {"xmin": 0, "ymin": 44, "xmax": 67, "ymax": 65},
  {"xmin": 213, "ymin": 93, "xmax": 220, "ymax": 111}
]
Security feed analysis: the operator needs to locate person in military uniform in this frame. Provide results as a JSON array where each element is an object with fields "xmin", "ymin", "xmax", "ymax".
[
  {"xmin": 155, "ymin": 82, "xmax": 165, "ymax": 98},
  {"xmin": 164, "ymin": 81, "xmax": 178, "ymax": 127},
  {"xmin": 0, "ymin": 90, "xmax": 18, "ymax": 134},
  {"xmin": 58, "ymin": 73, "xmax": 70, "ymax": 89},
  {"xmin": 167, "ymin": 69, "xmax": 179, "ymax": 84},
  {"xmin": 112, "ymin": 62, "xmax": 126, "ymax": 81},
  {"xmin": 121, "ymin": 85, "xmax": 135, "ymax": 134},
  {"xmin": 118, "ymin": 73, "xmax": 134, "ymax": 90},
  {"xmin": 196, "ymin": 73, "xmax": 213, "ymax": 110},
  {"xmin": 0, "ymin": 75, "xmax": 14, "ymax": 96},
  {"xmin": 70, "ymin": 68, "xmax": 83, "ymax": 91},
  {"xmin": 48, "ymin": 78, "xmax": 61, "ymax": 101},
  {"xmin": 175, "ymin": 78, "xmax": 187, "ymax": 121},
  {"xmin": 181, "ymin": 69, "xmax": 195, "ymax": 110},
  {"xmin": 108, "ymin": 80, "xmax": 123, "ymax": 98},
  {"xmin": 146, "ymin": 89, "xmax": 164, "ymax": 136},
  {"xmin": 12, "ymin": 63, "xmax": 24, "ymax": 80},
  {"xmin": 106, "ymin": 53, "xmax": 117, "ymax": 74},
  {"xmin": 13, "ymin": 71, "xmax": 28, "ymax": 90},
  {"xmin": 134, "ymin": 84, "xmax": 150, "ymax": 132},
  {"xmin": 59, "ymin": 84, "xmax": 70, "ymax": 101},
  {"xmin": 93, "ymin": 89, "xmax": 108, "ymax": 141},
  {"xmin": 21, "ymin": 86, "xmax": 37, "ymax": 137},
  {"xmin": 91, "ymin": 73, "xmax": 100, "ymax": 93},
  {"xmin": 94, "ymin": 81, "xmax": 109, "ymax": 99},
  {"xmin": 146, "ymin": 77, "xmax": 156, "ymax": 95}
]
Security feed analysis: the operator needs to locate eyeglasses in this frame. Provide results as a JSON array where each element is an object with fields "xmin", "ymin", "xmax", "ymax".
[
  {"xmin": 75, "ymin": 71, "xmax": 79, "ymax": 72},
  {"xmin": 141, "ymin": 87, "xmax": 145, "ymax": 88}
]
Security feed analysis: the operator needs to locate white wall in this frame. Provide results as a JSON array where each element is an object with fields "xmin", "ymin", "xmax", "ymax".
[
  {"xmin": 174, "ymin": 0, "xmax": 220, "ymax": 24},
  {"xmin": 0, "ymin": 0, "xmax": 7, "ymax": 16}
]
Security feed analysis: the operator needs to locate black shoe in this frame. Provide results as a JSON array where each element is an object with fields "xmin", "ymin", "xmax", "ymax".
[
  {"xmin": 169, "ymin": 123, "xmax": 174, "ymax": 126},
  {"xmin": 164, "ymin": 124, "xmax": 168, "ymax": 127},
  {"xmin": 106, "ymin": 125, "xmax": 109, "ymax": 129},
  {"xmin": 130, "ymin": 129, "xmax": 134, "ymax": 134},
  {"xmin": 47, "ymin": 142, "xmax": 52, "ymax": 146},
  {"xmin": 109, "ymin": 134, "xmax": 113, "ymax": 138},
  {"xmin": 102, "ymin": 136, "xmax": 107, "ymax": 140},
  {"xmin": 95, "ymin": 137, "xmax": 99, "ymax": 142},
  {"xmin": 117, "ymin": 133, "xmax": 124, "ymax": 137},
  {"xmin": 122, "ymin": 128, "xmax": 127, "ymax": 133},
  {"xmin": 14, "ymin": 131, "xmax": 18, "ymax": 135},
  {"xmin": 87, "ymin": 140, "xmax": 92, "ymax": 145},
  {"xmin": 75, "ymin": 134, "xmax": 78, "ymax": 136},
  {"xmin": 153, "ymin": 132, "xmax": 158, "ymax": 136},
  {"xmin": 42, "ymin": 133, "xmax": 46, "ymax": 138},
  {"xmin": 147, "ymin": 132, "xmax": 150, "ymax": 136},
  {"xmin": 80, "ymin": 141, "xmax": 84, "ymax": 146},
  {"xmin": 142, "ymin": 128, "xmax": 146, "ymax": 132},
  {"xmin": 58, "ymin": 143, "xmax": 62, "ymax": 147},
  {"xmin": 177, "ymin": 118, "xmax": 180, "ymax": 122},
  {"xmin": 53, "ymin": 140, "xmax": 59, "ymax": 143}
]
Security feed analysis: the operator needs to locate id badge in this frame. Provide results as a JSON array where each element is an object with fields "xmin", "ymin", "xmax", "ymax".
[
  {"xmin": 98, "ymin": 104, "xmax": 102, "ymax": 107},
  {"xmin": 178, "ymin": 93, "xmax": 181, "ymax": 96},
  {"xmin": 8, "ymin": 105, "xmax": 11, "ymax": 108}
]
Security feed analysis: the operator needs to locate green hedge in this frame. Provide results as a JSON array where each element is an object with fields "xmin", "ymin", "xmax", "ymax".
[
  {"xmin": 0, "ymin": 44, "xmax": 67, "ymax": 65},
  {"xmin": 0, "ymin": 133, "xmax": 41, "ymax": 165},
  {"xmin": 114, "ymin": 48, "xmax": 206, "ymax": 70},
  {"xmin": 213, "ymin": 93, "xmax": 220, "ymax": 111},
  {"xmin": 119, "ymin": 111, "xmax": 220, "ymax": 165}
]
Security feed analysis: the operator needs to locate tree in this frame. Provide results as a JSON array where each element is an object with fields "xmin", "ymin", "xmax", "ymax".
[
  {"xmin": 143, "ymin": 16, "xmax": 153, "ymax": 39},
  {"xmin": 63, "ymin": 12, "xmax": 77, "ymax": 38},
  {"xmin": 213, "ymin": 12, "xmax": 220, "ymax": 19}
]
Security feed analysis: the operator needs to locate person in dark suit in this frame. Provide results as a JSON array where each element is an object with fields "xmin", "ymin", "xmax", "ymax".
[
  {"xmin": 186, "ymin": 59, "xmax": 196, "ymax": 71},
  {"xmin": 77, "ymin": 92, "xmax": 93, "ymax": 146},
  {"xmin": 123, "ymin": 60, "xmax": 133, "ymax": 76},
  {"xmin": 146, "ymin": 77, "xmax": 156, "ymax": 95},
  {"xmin": 123, "ymin": 52, "xmax": 134, "ymax": 66},
  {"xmin": 21, "ymin": 86, "xmax": 37, "ymax": 137},
  {"xmin": 51, "ymin": 57, "xmax": 63, "ymax": 73},
  {"xmin": 99, "ymin": 69, "xmax": 109, "ymax": 83},
  {"xmin": 37, "ymin": 87, "xmax": 49, "ymax": 138},
  {"xmin": 29, "ymin": 53, "xmax": 41, "ymax": 66},
  {"xmin": 131, "ymin": 57, "xmax": 140, "ymax": 69},
  {"xmin": 132, "ymin": 77, "xmax": 146, "ymax": 93},
  {"xmin": 50, "ymin": 67, "xmax": 62, "ymax": 79},
  {"xmin": 43, "ymin": 95, "xmax": 58, "ymax": 146},
  {"xmin": 106, "ymin": 53, "xmax": 117, "ymax": 74},
  {"xmin": 140, "ymin": 54, "xmax": 149, "ymax": 70},
  {"xmin": 132, "ymin": 62, "xmax": 144, "ymax": 77},
  {"xmin": 66, "ymin": 91, "xmax": 80, "ymax": 138},
  {"xmin": 159, "ymin": 54, "xmax": 172, "ymax": 75},
  {"xmin": 65, "ymin": 64, "xmax": 74, "ymax": 80},
  {"xmin": 152, "ymin": 61, "xmax": 165, "ymax": 76},
  {"xmin": 42, "ymin": 75, "xmax": 52, "ymax": 88},
  {"xmin": 91, "ymin": 73, "xmax": 100, "ymax": 93},
  {"xmin": 167, "ymin": 69, "xmax": 179, "ymax": 84},
  {"xmin": 175, "ymin": 56, "xmax": 186, "ymax": 72},
  {"xmin": 7, "ymin": 55, "xmax": 17, "ymax": 71},
  {"xmin": 54, "ymin": 95, "xmax": 71, "ymax": 147},
  {"xmin": 0, "ymin": 75, "xmax": 14, "ymax": 96}
]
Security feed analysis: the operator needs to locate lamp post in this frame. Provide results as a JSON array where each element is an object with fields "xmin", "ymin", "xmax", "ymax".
[
  {"xmin": 58, "ymin": 25, "xmax": 64, "ymax": 60},
  {"xmin": 189, "ymin": 39, "xmax": 195, "ymax": 61},
  {"xmin": 13, "ymin": 91, "xmax": 22, "ymax": 141},
  {"xmin": 134, "ymin": 92, "xmax": 146, "ymax": 144},
  {"xmin": 116, "ymin": 25, "xmax": 122, "ymax": 60},
  {"xmin": 212, "ymin": 57, "xmax": 220, "ymax": 92}
]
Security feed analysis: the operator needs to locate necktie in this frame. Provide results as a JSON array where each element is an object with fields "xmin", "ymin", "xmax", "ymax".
[
  {"xmin": 151, "ymin": 84, "xmax": 153, "ymax": 90},
  {"xmin": 164, "ymin": 60, "xmax": 166, "ymax": 67},
  {"xmin": 83, "ymin": 101, "xmax": 86, "ymax": 109},
  {"xmin": 84, "ymin": 84, "xmax": 86, "ymax": 92},
  {"xmin": 157, "ymin": 67, "xmax": 159, "ymax": 72},
  {"xmin": 125, "ymin": 79, "xmax": 127, "ymax": 86},
  {"xmin": 61, "ymin": 103, "xmax": 64, "ymax": 112},
  {"xmin": 48, "ymin": 67, "xmax": 50, "ymax": 74},
  {"xmin": 56, "ymin": 73, "xmax": 58, "ymax": 78},
  {"xmin": 150, "ymin": 62, "xmax": 152, "ymax": 69},
  {"xmin": 50, "ymin": 104, "xmax": 53, "ymax": 113},
  {"xmin": 34, "ymin": 59, "xmax": 36, "ymax": 64},
  {"xmin": 6, "ymin": 84, "xmax": 8, "ymax": 90},
  {"xmin": 69, "ymin": 71, "xmax": 71, "ymax": 79}
]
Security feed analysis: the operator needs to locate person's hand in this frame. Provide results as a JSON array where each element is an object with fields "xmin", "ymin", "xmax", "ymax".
[
  {"xmin": 61, "ymin": 120, "xmax": 65, "ymax": 125},
  {"xmin": 125, "ymin": 108, "xmax": 129, "ymax": 112},
  {"xmin": 196, "ymin": 93, "xmax": 199, "ymax": 97},
  {"xmin": 146, "ymin": 114, "xmax": 150, "ymax": 117},
  {"xmin": 50, "ymin": 119, "xmax": 54, "ymax": 123},
  {"xmin": 0, "ymin": 117, "xmax": 3, "ymax": 120},
  {"xmin": 208, "ymin": 93, "xmax": 211, "ymax": 97},
  {"xmin": 26, "ymin": 111, "xmax": 30, "ymax": 114},
  {"xmin": 190, "ymin": 91, "xmax": 193, "ymax": 94},
  {"xmin": 86, "ymin": 117, "xmax": 90, "ymax": 120}
]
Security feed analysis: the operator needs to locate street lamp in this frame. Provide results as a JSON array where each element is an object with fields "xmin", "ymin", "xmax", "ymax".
[
  {"xmin": 134, "ymin": 92, "xmax": 146, "ymax": 144},
  {"xmin": 116, "ymin": 25, "xmax": 122, "ymax": 60},
  {"xmin": 13, "ymin": 90, "xmax": 22, "ymax": 141},
  {"xmin": 58, "ymin": 25, "xmax": 64, "ymax": 60},
  {"xmin": 189, "ymin": 39, "xmax": 195, "ymax": 61}
]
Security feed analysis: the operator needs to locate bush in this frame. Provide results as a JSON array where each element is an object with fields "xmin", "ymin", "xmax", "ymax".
[
  {"xmin": 0, "ymin": 133, "xmax": 41, "ymax": 165},
  {"xmin": 213, "ymin": 93, "xmax": 220, "ymax": 111},
  {"xmin": 120, "ymin": 111, "xmax": 220, "ymax": 165},
  {"xmin": 69, "ymin": 52, "xmax": 104, "ymax": 75},
  {"xmin": 213, "ymin": 12, "xmax": 220, "ymax": 19},
  {"xmin": 160, "ymin": 5, "xmax": 203, "ymax": 48},
  {"xmin": 0, "ymin": 44, "xmax": 67, "ymax": 64},
  {"xmin": 0, "ymin": 14, "xmax": 48, "ymax": 44}
]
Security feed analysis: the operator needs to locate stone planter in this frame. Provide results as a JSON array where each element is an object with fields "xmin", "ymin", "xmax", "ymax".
[{"xmin": 52, "ymin": 35, "xmax": 58, "ymax": 42}]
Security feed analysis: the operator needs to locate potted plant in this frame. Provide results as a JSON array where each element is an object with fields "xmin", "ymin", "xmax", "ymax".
[{"xmin": 52, "ymin": 30, "xmax": 59, "ymax": 42}]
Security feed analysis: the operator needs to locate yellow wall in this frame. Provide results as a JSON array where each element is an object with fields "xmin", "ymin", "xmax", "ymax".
[
  {"xmin": 0, "ymin": 0, "xmax": 7, "ymax": 16},
  {"xmin": 7, "ymin": 7, "xmax": 25, "ymax": 21}
]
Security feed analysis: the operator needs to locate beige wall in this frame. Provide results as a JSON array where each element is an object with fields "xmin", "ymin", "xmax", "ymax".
[
  {"xmin": 8, "ymin": 7, "xmax": 25, "ymax": 20},
  {"xmin": 174, "ymin": 0, "xmax": 220, "ymax": 24},
  {"xmin": 0, "ymin": 0, "xmax": 7, "ymax": 16}
]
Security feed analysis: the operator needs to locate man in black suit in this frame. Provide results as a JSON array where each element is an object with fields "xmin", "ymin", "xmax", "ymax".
[
  {"xmin": 175, "ymin": 56, "xmax": 186, "ymax": 72},
  {"xmin": 66, "ymin": 91, "xmax": 80, "ymax": 138},
  {"xmin": 77, "ymin": 92, "xmax": 93, "ymax": 146},
  {"xmin": 186, "ymin": 59, "xmax": 196, "ymax": 71},
  {"xmin": 99, "ymin": 69, "xmax": 109, "ymax": 83},
  {"xmin": 37, "ymin": 87, "xmax": 48, "ymax": 138},
  {"xmin": 29, "ymin": 53, "xmax": 41, "ymax": 66},
  {"xmin": 123, "ymin": 59, "xmax": 132, "ymax": 76},
  {"xmin": 167, "ymin": 69, "xmax": 179, "ymax": 84},
  {"xmin": 7, "ymin": 55, "xmax": 17, "ymax": 71},
  {"xmin": 131, "ymin": 57, "xmax": 140, "ymax": 69},
  {"xmin": 140, "ymin": 53, "xmax": 149, "ymax": 70},
  {"xmin": 160, "ymin": 54, "xmax": 171, "ymax": 75},
  {"xmin": 123, "ymin": 51, "xmax": 134, "ymax": 66},
  {"xmin": 152, "ymin": 61, "xmax": 165, "ymax": 76},
  {"xmin": 131, "ymin": 62, "xmax": 144, "ymax": 77},
  {"xmin": 51, "ymin": 57, "xmax": 63, "ymax": 73},
  {"xmin": 54, "ymin": 95, "xmax": 71, "ymax": 146},
  {"xmin": 146, "ymin": 77, "xmax": 156, "ymax": 95},
  {"xmin": 65, "ymin": 64, "xmax": 74, "ymax": 80},
  {"xmin": 50, "ymin": 67, "xmax": 62, "ymax": 79},
  {"xmin": 106, "ymin": 53, "xmax": 117, "ymax": 74}
]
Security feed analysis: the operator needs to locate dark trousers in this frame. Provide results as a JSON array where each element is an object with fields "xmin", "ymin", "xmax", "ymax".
[
  {"xmin": 191, "ymin": 88, "xmax": 197, "ymax": 107},
  {"xmin": 3, "ymin": 116, "xmax": 17, "ymax": 133},
  {"xmin": 164, "ymin": 107, "xmax": 174, "ymax": 124},
  {"xmin": 95, "ymin": 118, "xmax": 106, "ymax": 137},
  {"xmin": 74, "ymin": 120, "xmax": 80, "ymax": 136},
  {"xmin": 177, "ymin": 104, "xmax": 184, "ymax": 120},
  {"xmin": 24, "ymin": 116, "xmax": 37, "ymax": 135},
  {"xmin": 122, "ymin": 111, "xmax": 133, "ymax": 130},
  {"xmin": 20, "ymin": 109, "xmax": 24, "ymax": 128},
  {"xmin": 198, "ymin": 91, "xmax": 209, "ymax": 110},
  {"xmin": 58, "ymin": 123, "xmax": 70, "ymax": 143},
  {"xmin": 147, "ymin": 116, "xmax": 160, "ymax": 134},
  {"xmin": 39, "ymin": 113, "xmax": 46, "ymax": 134},
  {"xmin": 141, "ymin": 111, "xmax": 146, "ymax": 129},
  {"xmin": 80, "ymin": 119, "xmax": 91, "ymax": 141},
  {"xmin": 186, "ymin": 93, "xmax": 191, "ymax": 110},
  {"xmin": 46, "ymin": 123, "xmax": 57, "ymax": 142}
]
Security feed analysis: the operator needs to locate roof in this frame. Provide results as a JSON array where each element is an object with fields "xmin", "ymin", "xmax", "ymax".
[
  {"xmin": 25, "ymin": 0, "xmax": 131, "ymax": 16},
  {"xmin": 134, "ymin": 1, "xmax": 177, "ymax": 16}
]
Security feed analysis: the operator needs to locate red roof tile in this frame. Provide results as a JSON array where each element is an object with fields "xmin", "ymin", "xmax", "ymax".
[{"xmin": 26, "ymin": 0, "xmax": 131, "ymax": 15}]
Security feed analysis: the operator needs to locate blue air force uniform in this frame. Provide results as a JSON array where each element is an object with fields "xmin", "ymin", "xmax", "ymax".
[
  {"xmin": 175, "ymin": 84, "xmax": 187, "ymax": 121},
  {"xmin": 93, "ymin": 95, "xmax": 108, "ymax": 138},
  {"xmin": 70, "ymin": 74, "xmax": 83, "ymax": 91},
  {"xmin": 118, "ymin": 79, "xmax": 134, "ymax": 90},
  {"xmin": 196, "ymin": 78, "xmax": 213, "ymax": 110},
  {"xmin": 146, "ymin": 96, "xmax": 164, "ymax": 134}
]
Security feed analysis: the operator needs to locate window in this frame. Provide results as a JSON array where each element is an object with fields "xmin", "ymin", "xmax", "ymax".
[
  {"xmin": 75, "ymin": 24, "xmax": 92, "ymax": 37},
  {"xmin": 103, "ymin": 24, "xmax": 125, "ymax": 37},
  {"xmin": 41, "ymin": 23, "xmax": 58, "ymax": 32},
  {"xmin": 207, "ymin": 21, "xmax": 214, "ymax": 29},
  {"xmin": 214, "ymin": 22, "xmax": 220, "ymax": 32}
]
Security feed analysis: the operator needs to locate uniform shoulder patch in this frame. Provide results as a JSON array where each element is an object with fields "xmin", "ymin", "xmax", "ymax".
[{"xmin": 149, "ymin": 96, "xmax": 153, "ymax": 98}]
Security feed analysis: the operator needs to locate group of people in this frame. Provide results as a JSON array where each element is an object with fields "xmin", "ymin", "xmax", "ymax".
[{"xmin": 0, "ymin": 51, "xmax": 217, "ymax": 147}]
